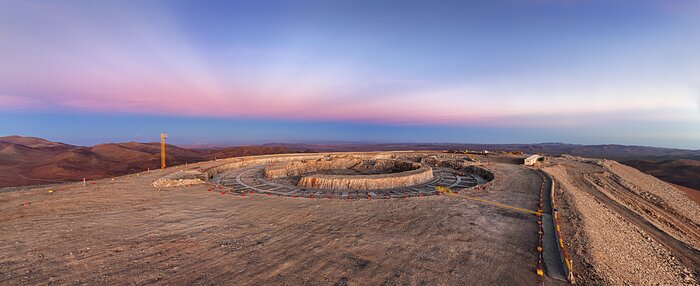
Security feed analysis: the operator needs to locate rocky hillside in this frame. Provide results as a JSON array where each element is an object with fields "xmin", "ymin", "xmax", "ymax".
[{"xmin": 622, "ymin": 159, "xmax": 700, "ymax": 191}]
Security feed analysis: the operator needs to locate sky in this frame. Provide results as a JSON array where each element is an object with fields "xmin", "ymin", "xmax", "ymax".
[{"xmin": 1, "ymin": 0, "xmax": 699, "ymax": 148}]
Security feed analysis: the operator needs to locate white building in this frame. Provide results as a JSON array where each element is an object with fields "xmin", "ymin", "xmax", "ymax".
[{"xmin": 524, "ymin": 154, "xmax": 541, "ymax": 166}]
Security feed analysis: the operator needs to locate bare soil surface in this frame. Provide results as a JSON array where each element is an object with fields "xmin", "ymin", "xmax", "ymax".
[
  {"xmin": 543, "ymin": 158, "xmax": 699, "ymax": 285},
  {"xmin": 623, "ymin": 159, "xmax": 700, "ymax": 191},
  {"xmin": 1, "ymin": 154, "xmax": 548, "ymax": 285},
  {"xmin": 3, "ymin": 152, "xmax": 696, "ymax": 285},
  {"xmin": 671, "ymin": 183, "xmax": 700, "ymax": 205}
]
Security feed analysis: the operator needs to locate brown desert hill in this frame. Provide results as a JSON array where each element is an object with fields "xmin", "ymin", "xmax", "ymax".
[
  {"xmin": 0, "ymin": 142, "xmax": 54, "ymax": 165},
  {"xmin": 0, "ymin": 136, "xmax": 295, "ymax": 188},
  {"xmin": 0, "ymin": 135, "xmax": 75, "ymax": 148},
  {"xmin": 622, "ymin": 159, "xmax": 700, "ymax": 191},
  {"xmin": 89, "ymin": 142, "xmax": 206, "ymax": 168}
]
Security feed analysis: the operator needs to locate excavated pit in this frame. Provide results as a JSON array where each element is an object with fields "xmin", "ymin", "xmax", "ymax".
[
  {"xmin": 265, "ymin": 157, "xmax": 434, "ymax": 190},
  {"xmin": 195, "ymin": 152, "xmax": 494, "ymax": 198}
]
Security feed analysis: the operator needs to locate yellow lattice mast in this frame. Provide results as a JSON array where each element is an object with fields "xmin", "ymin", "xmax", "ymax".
[{"xmin": 160, "ymin": 133, "xmax": 167, "ymax": 169}]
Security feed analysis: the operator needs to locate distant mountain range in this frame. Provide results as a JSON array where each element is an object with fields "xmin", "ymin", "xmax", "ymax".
[
  {"xmin": 1, "ymin": 136, "xmax": 698, "ymax": 192},
  {"xmin": 263, "ymin": 142, "xmax": 700, "ymax": 161}
]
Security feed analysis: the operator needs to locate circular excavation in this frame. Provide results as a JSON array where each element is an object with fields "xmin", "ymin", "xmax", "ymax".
[
  {"xmin": 266, "ymin": 157, "xmax": 434, "ymax": 190},
  {"xmin": 205, "ymin": 153, "xmax": 494, "ymax": 199}
]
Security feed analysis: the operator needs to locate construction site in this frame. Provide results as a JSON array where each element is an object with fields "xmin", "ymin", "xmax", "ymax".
[
  {"xmin": 3, "ymin": 0, "xmax": 700, "ymax": 284},
  {"xmin": 1, "ymin": 147, "xmax": 698, "ymax": 285}
]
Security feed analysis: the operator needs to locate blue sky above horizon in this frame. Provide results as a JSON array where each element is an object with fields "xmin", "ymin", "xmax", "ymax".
[{"xmin": 1, "ymin": 0, "xmax": 699, "ymax": 148}]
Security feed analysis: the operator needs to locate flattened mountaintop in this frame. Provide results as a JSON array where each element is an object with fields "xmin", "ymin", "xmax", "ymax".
[{"xmin": 1, "ymin": 151, "xmax": 697, "ymax": 285}]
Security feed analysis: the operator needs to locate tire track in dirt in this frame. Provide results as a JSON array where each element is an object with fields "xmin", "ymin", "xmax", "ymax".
[
  {"xmin": 589, "ymin": 173, "xmax": 700, "ymax": 249},
  {"xmin": 566, "ymin": 167, "xmax": 700, "ymax": 275}
]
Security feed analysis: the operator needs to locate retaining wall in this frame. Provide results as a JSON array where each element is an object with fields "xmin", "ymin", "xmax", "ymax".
[
  {"xmin": 298, "ymin": 165, "xmax": 434, "ymax": 190},
  {"xmin": 265, "ymin": 157, "xmax": 421, "ymax": 179}
]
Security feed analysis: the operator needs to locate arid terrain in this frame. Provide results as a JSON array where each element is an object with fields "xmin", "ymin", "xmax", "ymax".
[
  {"xmin": 543, "ymin": 156, "xmax": 699, "ymax": 285},
  {"xmin": 1, "ymin": 152, "xmax": 550, "ymax": 285},
  {"xmin": 0, "ymin": 136, "xmax": 294, "ymax": 187},
  {"xmin": 2, "ymin": 136, "xmax": 698, "ymax": 196},
  {"xmin": 2, "ymin": 0, "xmax": 698, "ymax": 285},
  {"xmin": 1, "ymin": 151, "xmax": 697, "ymax": 285},
  {"xmin": 623, "ymin": 159, "xmax": 700, "ymax": 191}
]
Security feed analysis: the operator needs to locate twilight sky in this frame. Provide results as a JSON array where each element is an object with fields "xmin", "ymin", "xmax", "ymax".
[{"xmin": 1, "ymin": 0, "xmax": 699, "ymax": 148}]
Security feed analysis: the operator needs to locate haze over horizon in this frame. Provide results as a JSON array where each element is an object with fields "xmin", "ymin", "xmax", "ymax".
[{"xmin": 1, "ymin": 0, "xmax": 699, "ymax": 148}]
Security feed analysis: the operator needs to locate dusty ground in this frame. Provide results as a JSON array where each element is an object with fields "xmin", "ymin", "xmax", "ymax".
[
  {"xmin": 0, "ymin": 154, "xmax": 552, "ymax": 285},
  {"xmin": 671, "ymin": 183, "xmax": 700, "ymax": 205},
  {"xmin": 543, "ymin": 157, "xmax": 699, "ymax": 285},
  {"xmin": 3, "ymin": 152, "xmax": 695, "ymax": 285}
]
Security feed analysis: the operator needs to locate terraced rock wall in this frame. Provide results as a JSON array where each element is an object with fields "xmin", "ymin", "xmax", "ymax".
[
  {"xmin": 264, "ymin": 157, "xmax": 421, "ymax": 179},
  {"xmin": 265, "ymin": 157, "xmax": 362, "ymax": 178},
  {"xmin": 463, "ymin": 165, "xmax": 495, "ymax": 181},
  {"xmin": 298, "ymin": 165, "xmax": 434, "ymax": 190}
]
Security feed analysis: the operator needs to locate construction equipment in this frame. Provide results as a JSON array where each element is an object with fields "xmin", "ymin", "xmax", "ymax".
[{"xmin": 160, "ymin": 133, "xmax": 167, "ymax": 169}]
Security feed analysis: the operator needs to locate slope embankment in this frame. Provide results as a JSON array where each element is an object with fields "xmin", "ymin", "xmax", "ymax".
[{"xmin": 543, "ymin": 157, "xmax": 698, "ymax": 285}]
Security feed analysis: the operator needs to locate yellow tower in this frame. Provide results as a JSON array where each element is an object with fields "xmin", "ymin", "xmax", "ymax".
[{"xmin": 160, "ymin": 133, "xmax": 167, "ymax": 169}]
